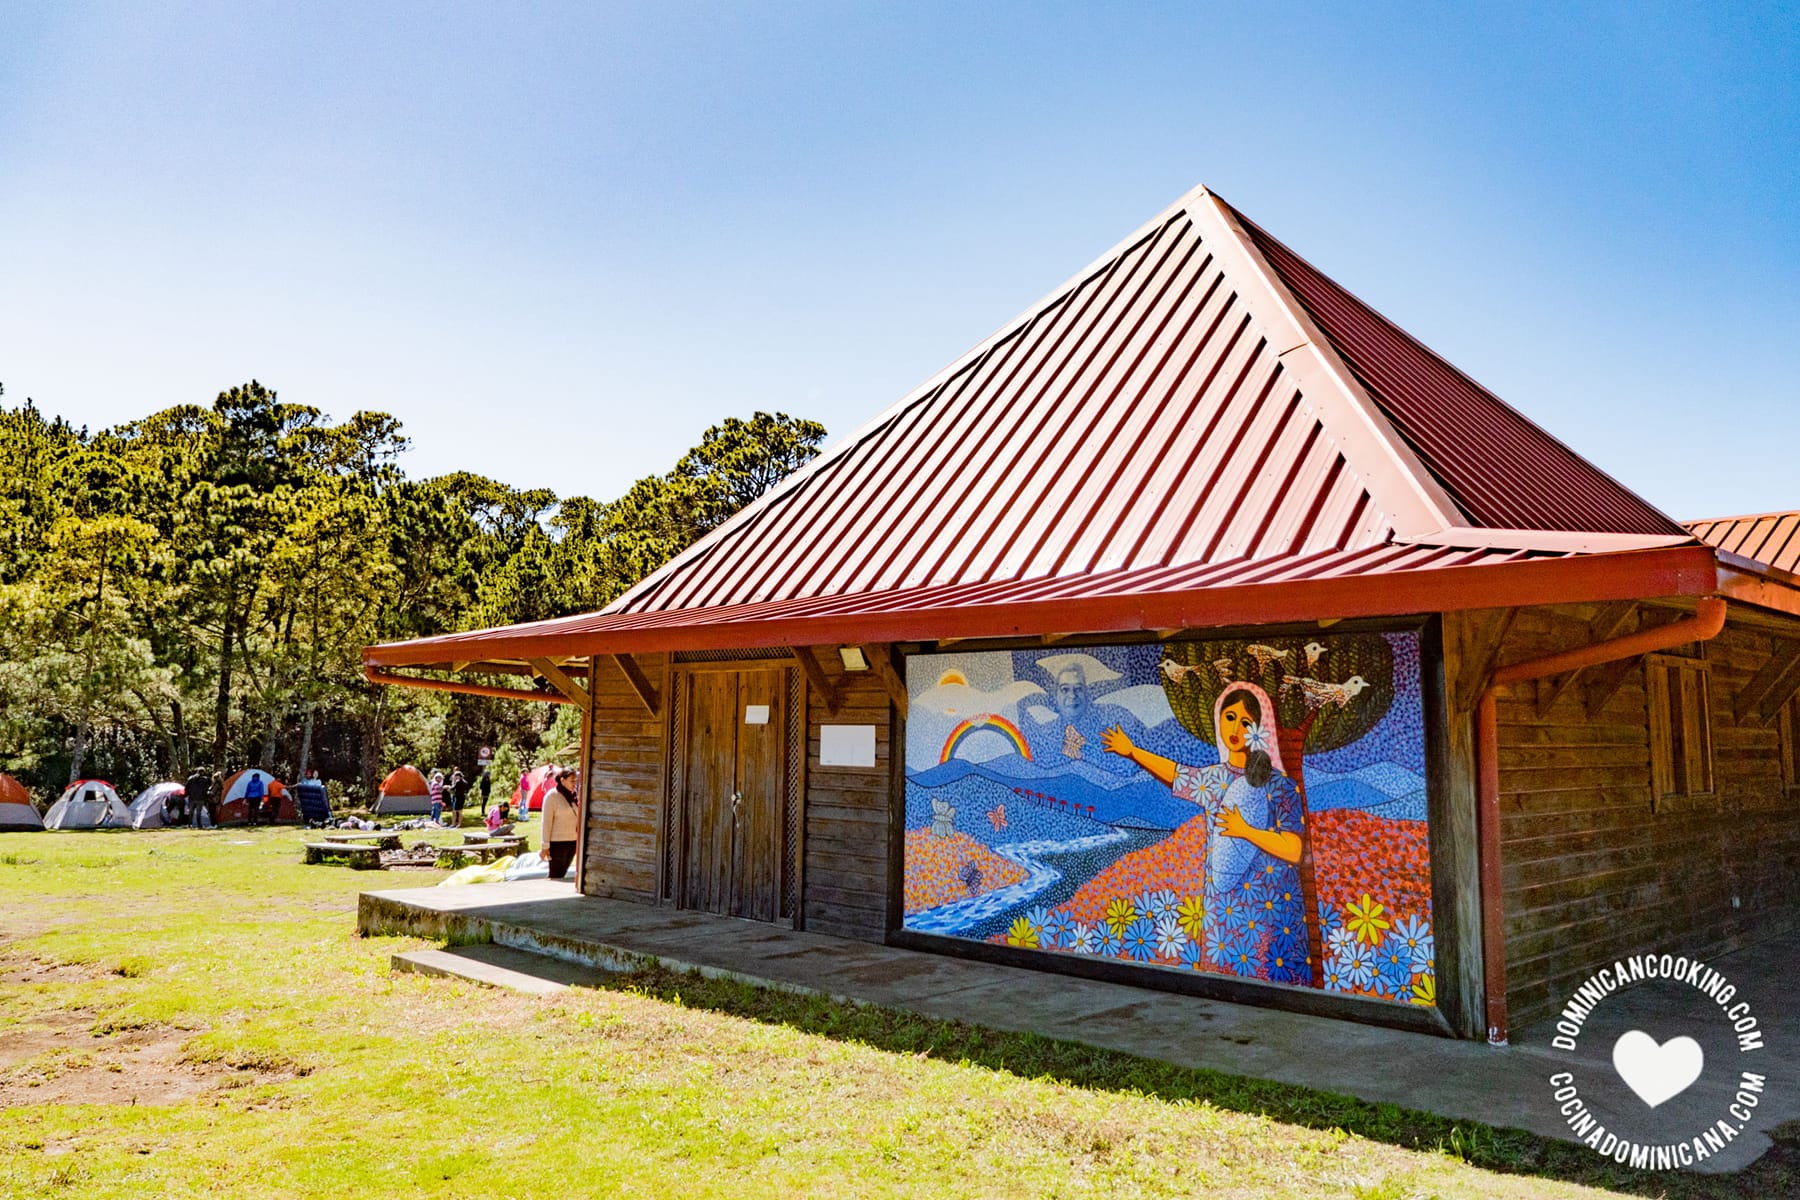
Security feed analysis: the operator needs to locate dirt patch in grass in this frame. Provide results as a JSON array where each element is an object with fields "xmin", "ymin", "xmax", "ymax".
[
  {"xmin": 0, "ymin": 955, "xmax": 111, "ymax": 985},
  {"xmin": 0, "ymin": 1014, "xmax": 302, "ymax": 1107}
]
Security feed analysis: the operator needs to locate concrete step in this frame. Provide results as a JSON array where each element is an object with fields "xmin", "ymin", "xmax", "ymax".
[{"xmin": 392, "ymin": 943, "xmax": 616, "ymax": 995}]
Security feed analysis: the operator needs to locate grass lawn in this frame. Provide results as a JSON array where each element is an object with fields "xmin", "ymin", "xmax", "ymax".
[{"xmin": 1, "ymin": 827, "xmax": 1795, "ymax": 1199}]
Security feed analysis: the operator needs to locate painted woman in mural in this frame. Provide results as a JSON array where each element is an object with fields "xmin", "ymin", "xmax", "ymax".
[{"xmin": 1100, "ymin": 683, "xmax": 1311, "ymax": 985}]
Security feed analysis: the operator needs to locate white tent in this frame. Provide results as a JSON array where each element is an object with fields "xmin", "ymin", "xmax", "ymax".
[
  {"xmin": 0, "ymin": 803, "xmax": 43, "ymax": 832},
  {"xmin": 129, "ymin": 782, "xmax": 186, "ymax": 829},
  {"xmin": 43, "ymin": 780, "xmax": 131, "ymax": 830}
]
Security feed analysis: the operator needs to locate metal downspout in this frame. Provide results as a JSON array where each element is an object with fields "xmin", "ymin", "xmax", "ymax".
[{"xmin": 1475, "ymin": 596, "xmax": 1727, "ymax": 1045}]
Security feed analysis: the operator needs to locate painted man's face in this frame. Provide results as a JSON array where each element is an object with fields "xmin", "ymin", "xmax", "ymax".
[{"xmin": 1055, "ymin": 667, "xmax": 1090, "ymax": 720}]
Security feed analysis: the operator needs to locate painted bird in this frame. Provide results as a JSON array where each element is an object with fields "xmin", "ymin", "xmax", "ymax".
[
  {"xmin": 1212, "ymin": 657, "xmax": 1237, "ymax": 682},
  {"xmin": 1304, "ymin": 641, "xmax": 1328, "ymax": 668},
  {"xmin": 1246, "ymin": 644, "xmax": 1294, "ymax": 670},
  {"xmin": 1281, "ymin": 673, "xmax": 1370, "ymax": 710},
  {"xmin": 1159, "ymin": 658, "xmax": 1200, "ymax": 683}
]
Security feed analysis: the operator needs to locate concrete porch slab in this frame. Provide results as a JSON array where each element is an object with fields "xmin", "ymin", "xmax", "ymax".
[{"xmin": 360, "ymin": 881, "xmax": 1798, "ymax": 1173}]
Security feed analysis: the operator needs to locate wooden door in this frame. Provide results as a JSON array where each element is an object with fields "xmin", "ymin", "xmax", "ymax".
[{"xmin": 677, "ymin": 666, "xmax": 788, "ymax": 922}]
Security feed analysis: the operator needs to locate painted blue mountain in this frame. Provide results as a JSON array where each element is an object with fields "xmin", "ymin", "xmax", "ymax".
[
  {"xmin": 1304, "ymin": 777, "xmax": 1427, "ymax": 822},
  {"xmin": 908, "ymin": 757, "xmax": 1197, "ymax": 833}
]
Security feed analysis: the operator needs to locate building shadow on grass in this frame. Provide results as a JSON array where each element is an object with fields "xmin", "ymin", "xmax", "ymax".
[{"xmin": 583, "ymin": 962, "xmax": 1798, "ymax": 1200}]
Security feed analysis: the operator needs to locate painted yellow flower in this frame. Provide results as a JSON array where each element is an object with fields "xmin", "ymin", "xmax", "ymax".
[
  {"xmin": 1346, "ymin": 893, "xmax": 1391, "ymax": 946},
  {"xmin": 1104, "ymin": 897, "xmax": 1137, "ymax": 937},
  {"xmin": 1411, "ymin": 973, "xmax": 1436, "ymax": 1007},
  {"xmin": 1005, "ymin": 915, "xmax": 1040, "ymax": 949},
  {"xmin": 1176, "ymin": 894, "xmax": 1206, "ymax": 939}
]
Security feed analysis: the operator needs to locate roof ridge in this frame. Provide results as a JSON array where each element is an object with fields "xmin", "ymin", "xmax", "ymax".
[{"xmin": 1189, "ymin": 190, "xmax": 1466, "ymax": 539}]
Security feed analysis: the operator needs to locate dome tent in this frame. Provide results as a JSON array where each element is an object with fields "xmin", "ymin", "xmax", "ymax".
[
  {"xmin": 0, "ymin": 773, "xmax": 43, "ymax": 832},
  {"xmin": 374, "ymin": 765, "xmax": 431, "ymax": 815},
  {"xmin": 217, "ymin": 769, "xmax": 295, "ymax": 823},
  {"xmin": 44, "ymin": 780, "xmax": 130, "ymax": 829},
  {"xmin": 515, "ymin": 764, "xmax": 557, "ymax": 813},
  {"xmin": 128, "ymin": 782, "xmax": 186, "ymax": 829}
]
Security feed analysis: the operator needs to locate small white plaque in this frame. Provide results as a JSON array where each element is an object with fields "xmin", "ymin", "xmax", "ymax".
[
  {"xmin": 820, "ymin": 724, "xmax": 876, "ymax": 767},
  {"xmin": 744, "ymin": 704, "xmax": 771, "ymax": 725}
]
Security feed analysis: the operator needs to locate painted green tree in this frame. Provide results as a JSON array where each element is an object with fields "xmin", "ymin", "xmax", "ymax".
[{"xmin": 1161, "ymin": 632, "xmax": 1397, "ymax": 981}]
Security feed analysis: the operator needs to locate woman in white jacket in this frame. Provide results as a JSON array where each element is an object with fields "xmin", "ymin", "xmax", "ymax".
[{"xmin": 540, "ymin": 766, "xmax": 582, "ymax": 880}]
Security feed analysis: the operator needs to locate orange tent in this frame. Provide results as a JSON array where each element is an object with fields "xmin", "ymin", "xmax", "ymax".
[
  {"xmin": 217, "ymin": 769, "xmax": 295, "ymax": 823},
  {"xmin": 0, "ymin": 773, "xmax": 30, "ymax": 808},
  {"xmin": 0, "ymin": 773, "xmax": 41, "ymax": 832},
  {"xmin": 374, "ymin": 765, "xmax": 432, "ymax": 815}
]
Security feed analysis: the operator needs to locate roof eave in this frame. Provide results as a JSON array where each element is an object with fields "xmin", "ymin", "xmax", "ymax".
[{"xmin": 365, "ymin": 545, "xmax": 1724, "ymax": 669}]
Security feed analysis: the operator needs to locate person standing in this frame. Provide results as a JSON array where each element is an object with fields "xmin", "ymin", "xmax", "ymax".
[
  {"xmin": 448, "ymin": 768, "xmax": 469, "ymax": 827},
  {"xmin": 541, "ymin": 766, "xmax": 582, "ymax": 881},
  {"xmin": 184, "ymin": 767, "xmax": 210, "ymax": 829},
  {"xmin": 428, "ymin": 770, "xmax": 445, "ymax": 824},
  {"xmin": 478, "ymin": 766, "xmax": 493, "ymax": 810},
  {"xmin": 244, "ymin": 771, "xmax": 267, "ymax": 826}
]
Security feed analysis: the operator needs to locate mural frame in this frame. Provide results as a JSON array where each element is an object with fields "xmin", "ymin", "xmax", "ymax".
[{"xmin": 883, "ymin": 615, "xmax": 1471, "ymax": 1038}]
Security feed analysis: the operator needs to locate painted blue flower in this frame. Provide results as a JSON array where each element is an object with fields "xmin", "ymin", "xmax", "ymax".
[
  {"xmin": 1218, "ymin": 895, "xmax": 1250, "ymax": 934},
  {"xmin": 1144, "ymin": 889, "xmax": 1179, "ymax": 919},
  {"xmin": 1179, "ymin": 937, "xmax": 1209, "ymax": 970},
  {"xmin": 1121, "ymin": 916, "xmax": 1158, "ymax": 961},
  {"xmin": 1153, "ymin": 913, "xmax": 1188, "ymax": 959},
  {"xmin": 1318, "ymin": 901, "xmax": 1344, "ymax": 935},
  {"xmin": 1096, "ymin": 927, "xmax": 1124, "ymax": 958},
  {"xmin": 1024, "ymin": 906, "xmax": 1054, "ymax": 942},
  {"xmin": 1041, "ymin": 907, "xmax": 1078, "ymax": 950},
  {"xmin": 1374, "ymin": 949, "xmax": 1414, "ymax": 1000},
  {"xmin": 1268, "ymin": 933, "xmax": 1309, "ymax": 985},
  {"xmin": 1205, "ymin": 924, "xmax": 1244, "ymax": 969},
  {"xmin": 1335, "ymin": 941, "xmax": 1376, "ymax": 989},
  {"xmin": 1226, "ymin": 937, "xmax": 1261, "ymax": 978},
  {"xmin": 1392, "ymin": 913, "xmax": 1434, "ymax": 971},
  {"xmin": 1320, "ymin": 957, "xmax": 1354, "ymax": 993}
]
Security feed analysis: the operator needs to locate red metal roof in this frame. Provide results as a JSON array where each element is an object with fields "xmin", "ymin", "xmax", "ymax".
[
  {"xmin": 367, "ymin": 184, "xmax": 1728, "ymax": 669},
  {"xmin": 1229, "ymin": 205, "xmax": 1686, "ymax": 538},
  {"xmin": 1687, "ymin": 511, "xmax": 1800, "ymax": 577},
  {"xmin": 365, "ymin": 544, "xmax": 1726, "ymax": 665}
]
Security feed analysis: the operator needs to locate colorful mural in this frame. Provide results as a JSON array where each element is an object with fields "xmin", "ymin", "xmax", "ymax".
[{"xmin": 901, "ymin": 632, "xmax": 1436, "ymax": 1007}]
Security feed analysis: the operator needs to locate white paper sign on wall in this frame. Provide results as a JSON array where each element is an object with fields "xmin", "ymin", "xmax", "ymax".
[
  {"xmin": 744, "ymin": 704, "xmax": 771, "ymax": 725},
  {"xmin": 820, "ymin": 724, "xmax": 876, "ymax": 767}
]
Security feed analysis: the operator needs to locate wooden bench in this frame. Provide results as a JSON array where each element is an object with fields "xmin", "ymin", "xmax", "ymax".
[
  {"xmin": 435, "ymin": 839, "xmax": 526, "ymax": 868},
  {"xmin": 322, "ymin": 831, "xmax": 403, "ymax": 851},
  {"xmin": 302, "ymin": 842, "xmax": 385, "ymax": 869}
]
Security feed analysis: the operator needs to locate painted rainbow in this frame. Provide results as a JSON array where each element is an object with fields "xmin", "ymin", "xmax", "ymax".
[{"xmin": 939, "ymin": 714, "xmax": 1033, "ymax": 763}]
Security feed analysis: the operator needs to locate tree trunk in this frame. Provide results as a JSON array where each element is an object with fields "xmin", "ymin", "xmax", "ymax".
[
  {"xmin": 69, "ymin": 703, "xmax": 90, "ymax": 784},
  {"xmin": 1277, "ymin": 714, "xmax": 1325, "ymax": 985},
  {"xmin": 297, "ymin": 705, "xmax": 315, "ymax": 778},
  {"xmin": 213, "ymin": 611, "xmax": 236, "ymax": 773},
  {"xmin": 171, "ymin": 699, "xmax": 188, "ymax": 776}
]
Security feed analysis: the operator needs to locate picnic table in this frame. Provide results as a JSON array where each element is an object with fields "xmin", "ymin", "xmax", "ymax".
[
  {"xmin": 435, "ymin": 839, "xmax": 527, "ymax": 869},
  {"xmin": 322, "ymin": 831, "xmax": 403, "ymax": 851},
  {"xmin": 302, "ymin": 841, "xmax": 385, "ymax": 869}
]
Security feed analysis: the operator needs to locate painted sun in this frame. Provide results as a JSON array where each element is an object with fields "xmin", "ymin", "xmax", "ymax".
[{"xmin": 937, "ymin": 670, "xmax": 968, "ymax": 688}]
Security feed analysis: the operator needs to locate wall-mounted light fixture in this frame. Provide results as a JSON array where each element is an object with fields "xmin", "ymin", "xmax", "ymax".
[{"xmin": 838, "ymin": 646, "xmax": 870, "ymax": 672}]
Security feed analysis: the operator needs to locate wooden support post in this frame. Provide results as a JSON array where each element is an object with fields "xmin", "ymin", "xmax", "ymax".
[
  {"xmin": 528, "ymin": 658, "xmax": 592, "ymax": 708},
  {"xmin": 861, "ymin": 645, "xmax": 909, "ymax": 719},
  {"xmin": 790, "ymin": 646, "xmax": 840, "ymax": 714},
  {"xmin": 1581, "ymin": 655, "xmax": 1644, "ymax": 718},
  {"xmin": 1749, "ymin": 656, "xmax": 1800, "ymax": 726},
  {"xmin": 1734, "ymin": 639, "xmax": 1800, "ymax": 723},
  {"xmin": 1456, "ymin": 609, "xmax": 1518, "ymax": 711},
  {"xmin": 609, "ymin": 653, "xmax": 661, "ymax": 717}
]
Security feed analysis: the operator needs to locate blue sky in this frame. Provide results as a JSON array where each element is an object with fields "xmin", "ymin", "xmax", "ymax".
[{"xmin": 3, "ymin": 3, "xmax": 1795, "ymax": 520}]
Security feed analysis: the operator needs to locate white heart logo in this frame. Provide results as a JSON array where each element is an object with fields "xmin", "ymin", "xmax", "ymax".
[{"xmin": 1612, "ymin": 1030, "xmax": 1704, "ymax": 1108}]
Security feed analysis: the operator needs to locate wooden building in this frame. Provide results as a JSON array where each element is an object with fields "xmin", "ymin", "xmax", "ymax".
[{"xmin": 365, "ymin": 187, "xmax": 1800, "ymax": 1043}]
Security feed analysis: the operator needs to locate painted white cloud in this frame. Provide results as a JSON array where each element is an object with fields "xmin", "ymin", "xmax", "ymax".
[
  {"xmin": 1024, "ymin": 703, "xmax": 1059, "ymax": 725},
  {"xmin": 1033, "ymin": 652, "xmax": 1122, "ymax": 687},
  {"xmin": 910, "ymin": 680, "xmax": 1045, "ymax": 721},
  {"xmin": 1096, "ymin": 684, "xmax": 1177, "ymax": 728}
]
